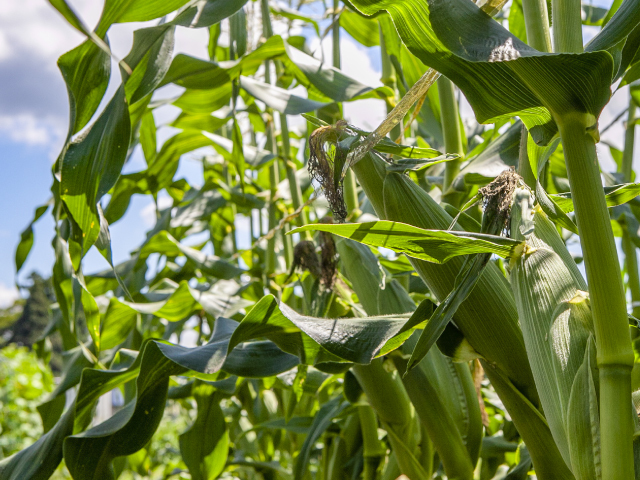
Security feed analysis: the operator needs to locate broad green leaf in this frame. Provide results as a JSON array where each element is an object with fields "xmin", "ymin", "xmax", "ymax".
[
  {"xmin": 173, "ymin": 0, "xmax": 249, "ymax": 28},
  {"xmin": 585, "ymin": 0, "xmax": 640, "ymax": 55},
  {"xmin": 58, "ymin": 39, "xmax": 111, "ymax": 136},
  {"xmin": 171, "ymin": 112, "xmax": 230, "ymax": 134},
  {"xmin": 60, "ymin": 86, "xmax": 131, "ymax": 254},
  {"xmin": 291, "ymin": 221, "xmax": 522, "ymax": 264},
  {"xmin": 162, "ymin": 35, "xmax": 391, "ymax": 106},
  {"xmin": 79, "ymin": 280, "xmax": 101, "ymax": 350},
  {"xmin": 104, "ymin": 172, "xmax": 147, "ymax": 224},
  {"xmin": 3, "ymin": 318, "xmax": 295, "ymax": 480},
  {"xmin": 340, "ymin": 9, "xmax": 379, "ymax": 47},
  {"xmin": 239, "ymin": 76, "xmax": 329, "ymax": 114},
  {"xmin": 139, "ymin": 109, "xmax": 157, "ymax": 161},
  {"xmin": 508, "ymin": 0, "xmax": 527, "ymax": 43},
  {"xmin": 551, "ymin": 182, "xmax": 640, "ymax": 213},
  {"xmin": 228, "ymin": 295, "xmax": 416, "ymax": 366},
  {"xmin": 203, "ymin": 132, "xmax": 277, "ymax": 169},
  {"xmin": 121, "ymin": 24, "xmax": 175, "ymax": 104},
  {"xmin": 160, "ymin": 35, "xmax": 285, "ymax": 89},
  {"xmin": 96, "ymin": 0, "xmax": 191, "ymax": 35},
  {"xmin": 48, "ymin": 0, "xmax": 92, "ymax": 36},
  {"xmin": 174, "ymin": 84, "xmax": 232, "ymax": 114},
  {"xmin": 245, "ymin": 416, "xmax": 314, "ymax": 435},
  {"xmin": 139, "ymin": 231, "xmax": 244, "ymax": 280},
  {"xmin": 453, "ymin": 121, "xmax": 522, "ymax": 188},
  {"xmin": 385, "ymin": 155, "xmax": 457, "ymax": 172},
  {"xmin": 536, "ymin": 182, "xmax": 579, "ymax": 234},
  {"xmin": 171, "ymin": 189, "xmax": 226, "ymax": 228},
  {"xmin": 179, "ymin": 384, "xmax": 229, "ymax": 480},
  {"xmin": 582, "ymin": 5, "xmax": 608, "ymax": 26},
  {"xmin": 119, "ymin": 280, "xmax": 243, "ymax": 322},
  {"xmin": 15, "ymin": 203, "xmax": 50, "ymax": 273},
  {"xmin": 99, "ymin": 298, "xmax": 138, "ymax": 351},
  {"xmin": 621, "ymin": 62, "xmax": 640, "ymax": 86},
  {"xmin": 283, "ymin": 40, "xmax": 393, "ymax": 103},
  {"xmin": 147, "ymin": 131, "xmax": 218, "ymax": 191},
  {"xmin": 348, "ymin": 0, "xmax": 617, "ymax": 144}
]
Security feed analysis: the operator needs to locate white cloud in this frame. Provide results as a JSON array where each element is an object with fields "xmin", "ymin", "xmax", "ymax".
[
  {"xmin": 0, "ymin": 114, "xmax": 64, "ymax": 148},
  {"xmin": 0, "ymin": 283, "xmax": 19, "ymax": 309}
]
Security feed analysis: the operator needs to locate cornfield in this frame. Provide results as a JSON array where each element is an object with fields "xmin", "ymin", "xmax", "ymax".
[{"xmin": 2, "ymin": 0, "xmax": 640, "ymax": 479}]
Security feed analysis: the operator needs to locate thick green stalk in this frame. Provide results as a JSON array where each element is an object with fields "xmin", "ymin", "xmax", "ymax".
[
  {"xmin": 557, "ymin": 114, "xmax": 634, "ymax": 480},
  {"xmin": 437, "ymin": 76, "xmax": 464, "ymax": 206},
  {"xmin": 551, "ymin": 0, "xmax": 583, "ymax": 53},
  {"xmin": 521, "ymin": 0, "xmax": 552, "ymax": 52},
  {"xmin": 352, "ymin": 361, "xmax": 426, "ymax": 480}
]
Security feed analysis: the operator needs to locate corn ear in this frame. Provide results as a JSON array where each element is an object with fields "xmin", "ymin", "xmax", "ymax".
[
  {"xmin": 509, "ymin": 186, "xmax": 599, "ymax": 478},
  {"xmin": 352, "ymin": 154, "xmax": 574, "ymax": 479}
]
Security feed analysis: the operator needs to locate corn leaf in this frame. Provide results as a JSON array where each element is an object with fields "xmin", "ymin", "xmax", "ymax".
[
  {"xmin": 551, "ymin": 182, "xmax": 640, "ymax": 213},
  {"xmin": 227, "ymin": 295, "xmax": 418, "ymax": 366},
  {"xmin": 348, "ymin": 0, "xmax": 626, "ymax": 144},
  {"xmin": 291, "ymin": 221, "xmax": 522, "ymax": 263}
]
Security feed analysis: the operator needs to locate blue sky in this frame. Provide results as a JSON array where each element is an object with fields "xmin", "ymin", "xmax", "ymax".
[{"xmin": 0, "ymin": 0, "xmax": 631, "ymax": 307}]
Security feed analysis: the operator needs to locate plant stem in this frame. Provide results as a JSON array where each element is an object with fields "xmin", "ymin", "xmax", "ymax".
[
  {"xmin": 517, "ymin": 124, "xmax": 537, "ymax": 188},
  {"xmin": 279, "ymin": 113, "xmax": 313, "ymax": 241},
  {"xmin": 359, "ymin": 405, "xmax": 384, "ymax": 480},
  {"xmin": 556, "ymin": 113, "xmax": 635, "ymax": 480},
  {"xmin": 622, "ymin": 99, "xmax": 637, "ymax": 183},
  {"xmin": 331, "ymin": 0, "xmax": 360, "ymax": 217},
  {"xmin": 551, "ymin": 0, "xmax": 583, "ymax": 53},
  {"xmin": 262, "ymin": 0, "xmax": 279, "ymax": 275},
  {"xmin": 521, "ymin": 0, "xmax": 552, "ymax": 52},
  {"xmin": 621, "ymin": 100, "xmax": 640, "ymax": 318},
  {"xmin": 394, "ymin": 354, "xmax": 475, "ymax": 480},
  {"xmin": 352, "ymin": 361, "xmax": 427, "ymax": 480},
  {"xmin": 438, "ymin": 76, "xmax": 464, "ymax": 206},
  {"xmin": 332, "ymin": 0, "xmax": 341, "ymax": 69},
  {"xmin": 379, "ymin": 22, "xmax": 403, "ymax": 143}
]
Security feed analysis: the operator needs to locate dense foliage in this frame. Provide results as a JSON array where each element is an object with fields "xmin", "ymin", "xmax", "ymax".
[{"xmin": 2, "ymin": 0, "xmax": 640, "ymax": 479}]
